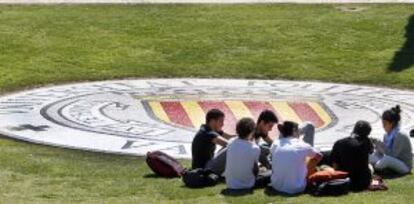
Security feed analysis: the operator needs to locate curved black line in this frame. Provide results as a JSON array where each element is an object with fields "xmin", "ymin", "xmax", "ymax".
[
  {"xmin": 40, "ymin": 94, "xmax": 191, "ymax": 143},
  {"xmin": 38, "ymin": 87, "xmax": 414, "ymax": 144}
]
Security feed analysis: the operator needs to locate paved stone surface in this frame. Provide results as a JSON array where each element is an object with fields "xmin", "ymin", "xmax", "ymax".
[
  {"xmin": 0, "ymin": 0, "xmax": 413, "ymax": 3},
  {"xmin": 0, "ymin": 79, "xmax": 413, "ymax": 159}
]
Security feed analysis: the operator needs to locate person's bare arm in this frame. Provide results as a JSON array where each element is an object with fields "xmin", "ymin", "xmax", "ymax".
[
  {"xmin": 262, "ymin": 135, "xmax": 274, "ymax": 145},
  {"xmin": 372, "ymin": 139, "xmax": 386, "ymax": 155},
  {"xmin": 307, "ymin": 153, "xmax": 322, "ymax": 177},
  {"xmin": 221, "ymin": 132, "xmax": 235, "ymax": 140},
  {"xmin": 212, "ymin": 136, "xmax": 228, "ymax": 147},
  {"xmin": 310, "ymin": 153, "xmax": 323, "ymax": 163}
]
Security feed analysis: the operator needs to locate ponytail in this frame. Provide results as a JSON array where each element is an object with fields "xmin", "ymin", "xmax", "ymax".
[
  {"xmin": 382, "ymin": 105, "xmax": 402, "ymax": 128},
  {"xmin": 278, "ymin": 121, "xmax": 299, "ymax": 137}
]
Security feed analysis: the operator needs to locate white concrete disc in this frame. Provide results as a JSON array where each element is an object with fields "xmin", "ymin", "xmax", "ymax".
[{"xmin": 0, "ymin": 78, "xmax": 413, "ymax": 159}]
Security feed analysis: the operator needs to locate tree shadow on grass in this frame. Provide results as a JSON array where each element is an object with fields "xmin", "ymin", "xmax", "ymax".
[{"xmin": 388, "ymin": 15, "xmax": 414, "ymax": 72}]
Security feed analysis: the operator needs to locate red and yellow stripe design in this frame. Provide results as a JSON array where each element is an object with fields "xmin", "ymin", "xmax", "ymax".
[{"xmin": 147, "ymin": 100, "xmax": 334, "ymax": 135}]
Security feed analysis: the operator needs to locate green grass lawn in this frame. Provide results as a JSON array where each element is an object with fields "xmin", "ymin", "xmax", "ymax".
[{"xmin": 1, "ymin": 4, "xmax": 414, "ymax": 203}]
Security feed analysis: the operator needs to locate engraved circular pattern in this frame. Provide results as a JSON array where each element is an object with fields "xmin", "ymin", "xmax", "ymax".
[{"xmin": 0, "ymin": 79, "xmax": 413, "ymax": 159}]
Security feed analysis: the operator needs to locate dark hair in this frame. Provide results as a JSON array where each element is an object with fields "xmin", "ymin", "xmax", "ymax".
[
  {"xmin": 352, "ymin": 120, "xmax": 374, "ymax": 154},
  {"xmin": 206, "ymin": 109, "xmax": 225, "ymax": 124},
  {"xmin": 352, "ymin": 120, "xmax": 372, "ymax": 139},
  {"xmin": 257, "ymin": 110, "xmax": 279, "ymax": 124},
  {"xmin": 278, "ymin": 121, "xmax": 299, "ymax": 137},
  {"xmin": 382, "ymin": 105, "xmax": 402, "ymax": 128},
  {"xmin": 236, "ymin": 118, "xmax": 256, "ymax": 139}
]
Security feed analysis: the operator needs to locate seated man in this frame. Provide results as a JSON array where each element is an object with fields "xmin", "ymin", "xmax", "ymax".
[
  {"xmin": 253, "ymin": 110, "xmax": 279, "ymax": 144},
  {"xmin": 270, "ymin": 121, "xmax": 322, "ymax": 195},
  {"xmin": 191, "ymin": 109, "xmax": 233, "ymax": 170},
  {"xmin": 253, "ymin": 110, "xmax": 279, "ymax": 169},
  {"xmin": 225, "ymin": 118, "xmax": 260, "ymax": 190}
]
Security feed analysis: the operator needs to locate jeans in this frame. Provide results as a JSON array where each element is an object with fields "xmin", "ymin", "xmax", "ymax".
[{"xmin": 369, "ymin": 152, "xmax": 410, "ymax": 175}]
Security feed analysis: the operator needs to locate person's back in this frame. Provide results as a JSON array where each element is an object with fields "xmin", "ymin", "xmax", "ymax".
[
  {"xmin": 270, "ymin": 121, "xmax": 321, "ymax": 195},
  {"xmin": 331, "ymin": 136, "xmax": 372, "ymax": 191},
  {"xmin": 225, "ymin": 138, "xmax": 260, "ymax": 189},
  {"xmin": 224, "ymin": 118, "xmax": 260, "ymax": 190},
  {"xmin": 271, "ymin": 138, "xmax": 318, "ymax": 194}
]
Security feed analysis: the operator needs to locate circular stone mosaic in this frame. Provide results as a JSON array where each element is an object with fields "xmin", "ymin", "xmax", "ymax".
[{"xmin": 0, "ymin": 79, "xmax": 413, "ymax": 159}]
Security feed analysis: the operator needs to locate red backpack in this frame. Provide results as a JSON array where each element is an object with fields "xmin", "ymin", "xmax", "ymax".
[{"xmin": 146, "ymin": 151, "xmax": 185, "ymax": 178}]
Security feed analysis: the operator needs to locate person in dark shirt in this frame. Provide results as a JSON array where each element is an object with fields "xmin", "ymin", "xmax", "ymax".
[
  {"xmin": 330, "ymin": 120, "xmax": 374, "ymax": 191},
  {"xmin": 254, "ymin": 110, "xmax": 279, "ymax": 144},
  {"xmin": 254, "ymin": 110, "xmax": 279, "ymax": 169},
  {"xmin": 191, "ymin": 109, "xmax": 234, "ymax": 169}
]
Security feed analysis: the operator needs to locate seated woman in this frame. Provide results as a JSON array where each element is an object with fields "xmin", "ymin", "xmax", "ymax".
[
  {"xmin": 370, "ymin": 105, "xmax": 413, "ymax": 175},
  {"xmin": 330, "ymin": 120, "xmax": 373, "ymax": 191},
  {"xmin": 270, "ymin": 121, "xmax": 322, "ymax": 195}
]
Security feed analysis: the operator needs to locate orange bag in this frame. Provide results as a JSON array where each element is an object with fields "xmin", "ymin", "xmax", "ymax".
[{"xmin": 308, "ymin": 170, "xmax": 349, "ymax": 183}]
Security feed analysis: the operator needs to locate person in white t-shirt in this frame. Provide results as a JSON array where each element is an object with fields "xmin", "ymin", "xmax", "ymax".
[
  {"xmin": 225, "ymin": 117, "xmax": 261, "ymax": 190},
  {"xmin": 270, "ymin": 121, "xmax": 322, "ymax": 195}
]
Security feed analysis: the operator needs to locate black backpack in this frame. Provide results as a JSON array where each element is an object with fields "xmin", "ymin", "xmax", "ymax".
[
  {"xmin": 311, "ymin": 178, "xmax": 351, "ymax": 196},
  {"xmin": 182, "ymin": 168, "xmax": 220, "ymax": 188}
]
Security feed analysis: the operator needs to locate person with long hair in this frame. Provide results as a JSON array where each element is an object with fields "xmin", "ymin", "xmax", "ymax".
[
  {"xmin": 369, "ymin": 105, "xmax": 412, "ymax": 175},
  {"xmin": 330, "ymin": 120, "xmax": 374, "ymax": 191}
]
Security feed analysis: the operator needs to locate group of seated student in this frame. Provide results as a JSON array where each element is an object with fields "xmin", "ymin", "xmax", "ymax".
[
  {"xmin": 191, "ymin": 105, "xmax": 413, "ymax": 194},
  {"xmin": 198, "ymin": 110, "xmax": 279, "ymax": 175}
]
